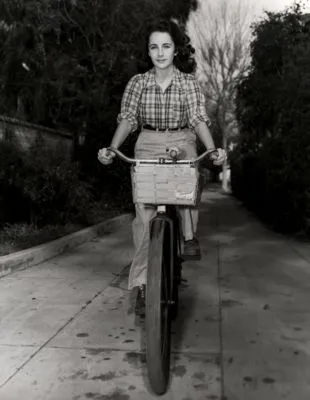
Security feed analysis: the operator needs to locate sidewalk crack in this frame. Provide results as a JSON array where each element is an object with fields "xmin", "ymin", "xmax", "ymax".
[{"xmin": 0, "ymin": 264, "xmax": 129, "ymax": 389}]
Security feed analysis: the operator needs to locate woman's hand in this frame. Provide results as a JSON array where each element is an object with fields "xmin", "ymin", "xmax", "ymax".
[
  {"xmin": 210, "ymin": 148, "xmax": 227, "ymax": 166},
  {"xmin": 98, "ymin": 148, "xmax": 116, "ymax": 165}
]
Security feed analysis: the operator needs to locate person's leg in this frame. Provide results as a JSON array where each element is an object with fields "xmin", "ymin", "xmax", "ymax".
[
  {"xmin": 179, "ymin": 207, "xmax": 201, "ymax": 259},
  {"xmin": 130, "ymin": 129, "xmax": 166, "ymax": 291},
  {"xmin": 178, "ymin": 169, "xmax": 204, "ymax": 241},
  {"xmin": 128, "ymin": 129, "xmax": 167, "ymax": 313},
  {"xmin": 128, "ymin": 202, "xmax": 156, "ymax": 290},
  {"xmin": 178, "ymin": 207, "xmax": 199, "ymax": 240},
  {"xmin": 167, "ymin": 129, "xmax": 201, "ymax": 258}
]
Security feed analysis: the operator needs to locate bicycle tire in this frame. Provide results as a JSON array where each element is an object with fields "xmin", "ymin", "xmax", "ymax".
[
  {"xmin": 146, "ymin": 218, "xmax": 171, "ymax": 395},
  {"xmin": 171, "ymin": 257, "xmax": 181, "ymax": 321}
]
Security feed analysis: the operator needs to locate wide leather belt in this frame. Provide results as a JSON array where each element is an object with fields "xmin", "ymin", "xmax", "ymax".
[{"xmin": 143, "ymin": 124, "xmax": 188, "ymax": 132}]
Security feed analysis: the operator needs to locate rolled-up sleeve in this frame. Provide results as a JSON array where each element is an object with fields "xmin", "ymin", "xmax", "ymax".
[
  {"xmin": 117, "ymin": 74, "xmax": 142, "ymax": 132},
  {"xmin": 186, "ymin": 77, "xmax": 211, "ymax": 130}
]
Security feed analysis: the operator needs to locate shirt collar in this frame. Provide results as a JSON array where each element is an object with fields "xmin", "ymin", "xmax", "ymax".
[{"xmin": 145, "ymin": 67, "xmax": 183, "ymax": 89}]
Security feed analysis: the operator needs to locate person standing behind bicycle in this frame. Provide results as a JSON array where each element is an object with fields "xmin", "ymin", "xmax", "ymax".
[{"xmin": 98, "ymin": 18, "xmax": 226, "ymax": 310}]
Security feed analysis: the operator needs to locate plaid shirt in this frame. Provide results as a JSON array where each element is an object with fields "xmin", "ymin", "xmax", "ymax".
[{"xmin": 117, "ymin": 67, "xmax": 211, "ymax": 132}]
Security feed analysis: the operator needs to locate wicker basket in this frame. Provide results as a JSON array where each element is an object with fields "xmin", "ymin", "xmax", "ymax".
[{"xmin": 131, "ymin": 163, "xmax": 200, "ymax": 206}]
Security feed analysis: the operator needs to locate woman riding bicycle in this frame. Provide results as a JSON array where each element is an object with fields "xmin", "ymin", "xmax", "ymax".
[{"xmin": 98, "ymin": 18, "xmax": 225, "ymax": 311}]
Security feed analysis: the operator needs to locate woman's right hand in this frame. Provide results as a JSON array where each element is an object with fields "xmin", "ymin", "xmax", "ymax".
[{"xmin": 97, "ymin": 148, "xmax": 116, "ymax": 165}]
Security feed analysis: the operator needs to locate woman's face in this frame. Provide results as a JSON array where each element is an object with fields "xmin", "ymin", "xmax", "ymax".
[{"xmin": 148, "ymin": 31, "xmax": 176, "ymax": 70}]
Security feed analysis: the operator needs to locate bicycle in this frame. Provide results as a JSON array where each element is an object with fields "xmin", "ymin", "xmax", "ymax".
[{"xmin": 107, "ymin": 146, "xmax": 218, "ymax": 395}]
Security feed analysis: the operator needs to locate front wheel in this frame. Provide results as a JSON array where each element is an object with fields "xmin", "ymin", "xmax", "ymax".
[{"xmin": 146, "ymin": 218, "xmax": 171, "ymax": 395}]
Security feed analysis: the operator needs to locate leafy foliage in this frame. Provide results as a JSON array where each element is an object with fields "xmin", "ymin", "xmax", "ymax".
[
  {"xmin": 232, "ymin": 4, "xmax": 310, "ymax": 234},
  {"xmin": 0, "ymin": 137, "xmax": 92, "ymax": 226},
  {"xmin": 0, "ymin": 0, "xmax": 198, "ymax": 227},
  {"xmin": 0, "ymin": 0, "xmax": 198, "ymax": 133}
]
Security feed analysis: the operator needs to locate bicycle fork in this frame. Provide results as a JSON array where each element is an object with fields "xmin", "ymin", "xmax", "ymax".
[{"xmin": 150, "ymin": 206, "xmax": 180, "ymax": 307}]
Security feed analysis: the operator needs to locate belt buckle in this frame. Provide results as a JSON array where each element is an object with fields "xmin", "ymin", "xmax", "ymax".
[{"xmin": 157, "ymin": 127, "xmax": 166, "ymax": 133}]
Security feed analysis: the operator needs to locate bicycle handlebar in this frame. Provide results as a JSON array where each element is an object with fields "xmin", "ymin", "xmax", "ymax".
[{"xmin": 107, "ymin": 147, "xmax": 218, "ymax": 165}]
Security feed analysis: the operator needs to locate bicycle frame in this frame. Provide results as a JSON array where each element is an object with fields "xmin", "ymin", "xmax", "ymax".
[{"xmin": 101, "ymin": 146, "xmax": 218, "ymax": 395}]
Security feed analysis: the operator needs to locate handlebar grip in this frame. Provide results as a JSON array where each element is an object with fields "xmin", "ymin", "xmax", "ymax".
[
  {"xmin": 106, "ymin": 147, "xmax": 118, "ymax": 158},
  {"xmin": 209, "ymin": 149, "xmax": 219, "ymax": 160},
  {"xmin": 107, "ymin": 146, "xmax": 116, "ymax": 154}
]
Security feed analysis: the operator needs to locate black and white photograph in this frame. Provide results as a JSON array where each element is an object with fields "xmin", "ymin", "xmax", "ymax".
[{"xmin": 0, "ymin": 0, "xmax": 310, "ymax": 399}]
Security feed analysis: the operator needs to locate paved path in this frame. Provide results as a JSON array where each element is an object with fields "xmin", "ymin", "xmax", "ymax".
[{"xmin": 1, "ymin": 187, "xmax": 310, "ymax": 400}]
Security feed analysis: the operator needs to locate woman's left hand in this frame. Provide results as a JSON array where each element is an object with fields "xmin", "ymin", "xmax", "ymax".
[{"xmin": 211, "ymin": 148, "xmax": 227, "ymax": 166}]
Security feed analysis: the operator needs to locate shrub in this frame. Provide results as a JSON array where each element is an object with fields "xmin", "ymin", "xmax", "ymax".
[
  {"xmin": 233, "ymin": 5, "xmax": 310, "ymax": 235},
  {"xmin": 0, "ymin": 137, "xmax": 94, "ymax": 226}
]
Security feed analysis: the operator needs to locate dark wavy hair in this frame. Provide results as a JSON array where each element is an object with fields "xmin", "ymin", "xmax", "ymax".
[{"xmin": 137, "ymin": 18, "xmax": 197, "ymax": 74}]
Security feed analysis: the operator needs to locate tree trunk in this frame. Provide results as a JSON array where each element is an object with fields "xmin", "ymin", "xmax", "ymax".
[
  {"xmin": 222, "ymin": 132, "xmax": 229, "ymax": 192},
  {"xmin": 222, "ymin": 157, "xmax": 229, "ymax": 192}
]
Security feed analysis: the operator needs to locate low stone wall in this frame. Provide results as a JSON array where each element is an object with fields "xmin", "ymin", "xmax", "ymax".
[{"xmin": 0, "ymin": 115, "xmax": 74, "ymax": 159}]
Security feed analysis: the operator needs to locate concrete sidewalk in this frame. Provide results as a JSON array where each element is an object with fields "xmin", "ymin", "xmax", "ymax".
[{"xmin": 1, "ymin": 187, "xmax": 310, "ymax": 399}]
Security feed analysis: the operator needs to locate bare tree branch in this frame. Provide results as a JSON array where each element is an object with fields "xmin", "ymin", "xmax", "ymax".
[
  {"xmin": 189, "ymin": 0, "xmax": 251, "ymax": 126},
  {"xmin": 188, "ymin": 0, "xmax": 252, "ymax": 190}
]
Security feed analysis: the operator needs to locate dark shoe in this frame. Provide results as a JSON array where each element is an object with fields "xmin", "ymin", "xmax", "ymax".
[
  {"xmin": 127, "ymin": 286, "xmax": 139, "ymax": 315},
  {"xmin": 182, "ymin": 237, "xmax": 201, "ymax": 260},
  {"xmin": 135, "ymin": 284, "xmax": 146, "ymax": 317}
]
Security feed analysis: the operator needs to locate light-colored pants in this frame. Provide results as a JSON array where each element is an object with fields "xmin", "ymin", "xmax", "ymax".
[{"xmin": 128, "ymin": 128, "xmax": 199, "ymax": 290}]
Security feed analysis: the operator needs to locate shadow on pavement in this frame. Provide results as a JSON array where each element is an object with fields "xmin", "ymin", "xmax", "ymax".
[{"xmin": 171, "ymin": 281, "xmax": 197, "ymax": 354}]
